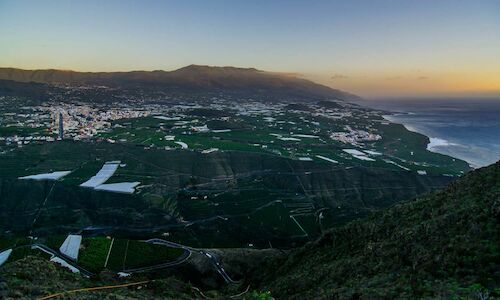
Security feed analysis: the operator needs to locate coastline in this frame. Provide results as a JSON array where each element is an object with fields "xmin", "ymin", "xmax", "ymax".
[
  {"xmin": 359, "ymin": 98, "xmax": 500, "ymax": 169},
  {"xmin": 382, "ymin": 114, "xmax": 475, "ymax": 168}
]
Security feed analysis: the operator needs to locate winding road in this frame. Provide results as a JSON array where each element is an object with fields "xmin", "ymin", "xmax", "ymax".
[
  {"xmin": 8, "ymin": 242, "xmax": 190, "ymax": 278},
  {"xmin": 121, "ymin": 249, "xmax": 191, "ymax": 273},
  {"xmin": 3, "ymin": 239, "xmax": 236, "ymax": 284},
  {"xmin": 146, "ymin": 238, "xmax": 237, "ymax": 283}
]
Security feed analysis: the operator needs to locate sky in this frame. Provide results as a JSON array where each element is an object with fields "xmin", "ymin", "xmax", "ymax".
[{"xmin": 0, "ymin": 0, "xmax": 499, "ymax": 98}]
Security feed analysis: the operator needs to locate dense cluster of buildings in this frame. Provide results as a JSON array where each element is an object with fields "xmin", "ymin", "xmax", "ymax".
[
  {"xmin": 0, "ymin": 97, "xmax": 384, "ymax": 150},
  {"xmin": 45, "ymin": 104, "xmax": 150, "ymax": 140},
  {"xmin": 330, "ymin": 125, "xmax": 382, "ymax": 146}
]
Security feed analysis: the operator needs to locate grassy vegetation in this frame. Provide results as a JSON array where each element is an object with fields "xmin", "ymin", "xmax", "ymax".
[
  {"xmin": 123, "ymin": 240, "xmax": 184, "ymax": 269},
  {"xmin": 103, "ymin": 238, "xmax": 185, "ymax": 271},
  {"xmin": 0, "ymin": 256, "xmax": 199, "ymax": 299},
  {"xmin": 0, "ymin": 236, "xmax": 30, "ymax": 251},
  {"xmin": 2, "ymin": 161, "xmax": 497, "ymax": 299},
  {"xmin": 77, "ymin": 237, "xmax": 112, "ymax": 273},
  {"xmin": 1, "ymin": 253, "xmax": 277, "ymax": 299},
  {"xmin": 254, "ymin": 162, "xmax": 500, "ymax": 299},
  {"xmin": 373, "ymin": 122, "xmax": 470, "ymax": 174},
  {"xmin": 3, "ymin": 235, "xmax": 183, "ymax": 273},
  {"xmin": 8, "ymin": 247, "xmax": 51, "ymax": 263},
  {"xmin": 0, "ymin": 139, "xmax": 459, "ymax": 248},
  {"xmin": 43, "ymin": 235, "xmax": 66, "ymax": 250},
  {"xmin": 105, "ymin": 238, "xmax": 128, "ymax": 271},
  {"xmin": 0, "ymin": 236, "xmax": 51, "ymax": 265}
]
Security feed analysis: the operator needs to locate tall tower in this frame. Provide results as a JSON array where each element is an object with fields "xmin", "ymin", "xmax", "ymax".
[{"xmin": 58, "ymin": 112, "xmax": 64, "ymax": 140}]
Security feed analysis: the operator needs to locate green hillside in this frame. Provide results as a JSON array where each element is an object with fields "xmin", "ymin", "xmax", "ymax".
[
  {"xmin": 0, "ymin": 141, "xmax": 457, "ymax": 248},
  {"xmin": 251, "ymin": 161, "xmax": 500, "ymax": 299}
]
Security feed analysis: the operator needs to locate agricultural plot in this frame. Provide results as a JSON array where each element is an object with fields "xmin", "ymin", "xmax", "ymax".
[
  {"xmin": 0, "ymin": 139, "xmax": 461, "ymax": 248},
  {"xmin": 0, "ymin": 234, "xmax": 184, "ymax": 273},
  {"xmin": 97, "ymin": 238, "xmax": 184, "ymax": 271},
  {"xmin": 0, "ymin": 100, "xmax": 471, "ymax": 248},
  {"xmin": 93, "ymin": 101, "xmax": 469, "ymax": 178},
  {"xmin": 122, "ymin": 240, "xmax": 184, "ymax": 269},
  {"xmin": 105, "ymin": 238, "xmax": 129, "ymax": 271}
]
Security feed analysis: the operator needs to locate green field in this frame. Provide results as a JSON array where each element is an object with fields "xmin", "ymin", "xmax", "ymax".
[
  {"xmin": 100, "ymin": 238, "xmax": 184, "ymax": 271},
  {"xmin": 93, "ymin": 104, "xmax": 469, "ymax": 176},
  {"xmin": 0, "ymin": 139, "xmax": 462, "ymax": 248},
  {"xmin": 1, "ymin": 235, "xmax": 186, "ymax": 273},
  {"xmin": 78, "ymin": 237, "xmax": 113, "ymax": 273}
]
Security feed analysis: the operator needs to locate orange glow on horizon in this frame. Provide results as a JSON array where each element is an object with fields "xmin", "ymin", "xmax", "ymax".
[{"xmin": 307, "ymin": 70, "xmax": 500, "ymax": 98}]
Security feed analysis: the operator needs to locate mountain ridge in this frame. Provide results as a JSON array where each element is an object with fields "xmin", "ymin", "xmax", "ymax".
[{"xmin": 0, "ymin": 65, "xmax": 361, "ymax": 101}]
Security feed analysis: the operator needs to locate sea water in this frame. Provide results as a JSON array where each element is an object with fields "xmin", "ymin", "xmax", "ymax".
[{"xmin": 357, "ymin": 98, "xmax": 500, "ymax": 168}]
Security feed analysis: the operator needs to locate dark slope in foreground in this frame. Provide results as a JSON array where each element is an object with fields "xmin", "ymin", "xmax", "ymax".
[
  {"xmin": 0, "ymin": 65, "xmax": 360, "ymax": 101},
  {"xmin": 252, "ymin": 161, "xmax": 500, "ymax": 299},
  {"xmin": 0, "ymin": 256, "xmax": 198, "ymax": 299}
]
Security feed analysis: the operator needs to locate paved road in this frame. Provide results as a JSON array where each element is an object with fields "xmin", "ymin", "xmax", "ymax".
[
  {"xmin": 6, "ymin": 240, "xmax": 233, "ymax": 283},
  {"xmin": 33, "ymin": 242, "xmax": 192, "ymax": 276},
  {"xmin": 146, "ymin": 238, "xmax": 237, "ymax": 283}
]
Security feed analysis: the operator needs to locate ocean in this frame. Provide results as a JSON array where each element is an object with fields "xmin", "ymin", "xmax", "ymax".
[{"xmin": 356, "ymin": 98, "xmax": 500, "ymax": 168}]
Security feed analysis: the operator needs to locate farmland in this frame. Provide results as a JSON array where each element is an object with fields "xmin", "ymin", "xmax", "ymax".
[
  {"xmin": 0, "ymin": 98, "xmax": 471, "ymax": 249},
  {"xmin": 94, "ymin": 101, "xmax": 469, "ymax": 175}
]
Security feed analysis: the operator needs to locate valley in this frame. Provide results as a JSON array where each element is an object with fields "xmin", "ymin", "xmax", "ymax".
[
  {"xmin": 2, "ymin": 1, "xmax": 499, "ymax": 297},
  {"xmin": 0, "ymin": 93, "xmax": 469, "ymax": 249},
  {"xmin": 0, "ymin": 66, "xmax": 492, "ymax": 299}
]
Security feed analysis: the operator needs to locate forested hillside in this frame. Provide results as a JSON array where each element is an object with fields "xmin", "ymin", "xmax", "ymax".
[{"xmin": 251, "ymin": 161, "xmax": 499, "ymax": 299}]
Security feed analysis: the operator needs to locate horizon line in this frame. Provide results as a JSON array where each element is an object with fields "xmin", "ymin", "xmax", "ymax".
[
  {"xmin": 1, "ymin": 65, "xmax": 499, "ymax": 100},
  {"xmin": 0, "ymin": 64, "xmax": 268, "ymax": 74}
]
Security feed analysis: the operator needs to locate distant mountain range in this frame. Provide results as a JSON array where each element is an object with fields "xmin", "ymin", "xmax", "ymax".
[{"xmin": 0, "ymin": 65, "xmax": 360, "ymax": 101}]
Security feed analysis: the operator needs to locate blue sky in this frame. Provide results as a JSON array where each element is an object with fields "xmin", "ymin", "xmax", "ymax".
[{"xmin": 1, "ymin": 0, "xmax": 499, "ymax": 98}]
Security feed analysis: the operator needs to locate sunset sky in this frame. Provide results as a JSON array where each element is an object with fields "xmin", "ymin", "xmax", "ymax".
[{"xmin": 1, "ymin": 0, "xmax": 499, "ymax": 98}]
